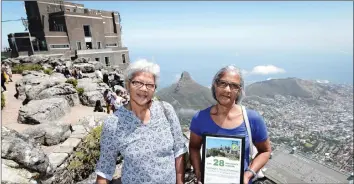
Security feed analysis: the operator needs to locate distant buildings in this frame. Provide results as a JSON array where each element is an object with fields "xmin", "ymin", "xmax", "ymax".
[{"xmin": 7, "ymin": 0, "xmax": 129, "ymax": 68}]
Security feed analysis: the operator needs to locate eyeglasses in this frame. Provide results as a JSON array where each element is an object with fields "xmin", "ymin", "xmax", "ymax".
[
  {"xmin": 216, "ymin": 79, "xmax": 241, "ymax": 91},
  {"xmin": 130, "ymin": 80, "xmax": 156, "ymax": 90}
]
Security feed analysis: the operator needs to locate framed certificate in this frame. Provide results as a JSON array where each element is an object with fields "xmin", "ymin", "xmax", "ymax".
[{"xmin": 201, "ymin": 134, "xmax": 245, "ymax": 184}]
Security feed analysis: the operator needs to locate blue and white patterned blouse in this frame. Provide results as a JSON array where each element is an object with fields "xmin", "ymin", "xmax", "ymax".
[{"xmin": 95, "ymin": 100, "xmax": 188, "ymax": 183}]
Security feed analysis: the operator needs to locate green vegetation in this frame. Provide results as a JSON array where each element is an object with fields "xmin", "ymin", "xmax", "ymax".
[
  {"xmin": 153, "ymin": 96, "xmax": 160, "ymax": 101},
  {"xmin": 1, "ymin": 92, "xmax": 5, "ymax": 109},
  {"xmin": 67, "ymin": 125, "xmax": 103, "ymax": 181},
  {"xmin": 206, "ymin": 148, "xmax": 226, "ymax": 158},
  {"xmin": 44, "ymin": 68, "xmax": 53, "ymax": 75},
  {"xmin": 12, "ymin": 64, "xmax": 43, "ymax": 74},
  {"xmin": 66, "ymin": 79, "xmax": 78, "ymax": 88},
  {"xmin": 75, "ymin": 87, "xmax": 84, "ymax": 96},
  {"xmin": 304, "ymin": 143, "xmax": 313, "ymax": 148}
]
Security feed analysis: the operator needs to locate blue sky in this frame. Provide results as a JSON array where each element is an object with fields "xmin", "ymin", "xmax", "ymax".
[
  {"xmin": 206, "ymin": 137, "xmax": 240, "ymax": 149},
  {"xmin": 1, "ymin": 1, "xmax": 353, "ymax": 88}
]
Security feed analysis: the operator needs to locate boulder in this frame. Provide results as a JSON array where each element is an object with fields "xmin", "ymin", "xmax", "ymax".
[
  {"xmin": 23, "ymin": 122, "xmax": 72, "ymax": 146},
  {"xmin": 77, "ymin": 112, "xmax": 109, "ymax": 131},
  {"xmin": 77, "ymin": 78, "xmax": 109, "ymax": 93},
  {"xmin": 18, "ymin": 98, "xmax": 71, "ymax": 124},
  {"xmin": 23, "ymin": 74, "xmax": 67, "ymax": 103},
  {"xmin": 76, "ymin": 78, "xmax": 109, "ymax": 106},
  {"xmin": 21, "ymin": 55, "xmax": 47, "ymax": 64},
  {"xmin": 88, "ymin": 60, "xmax": 104, "ymax": 70},
  {"xmin": 65, "ymin": 60, "xmax": 72, "ymax": 68},
  {"xmin": 1, "ymin": 126, "xmax": 53, "ymax": 175},
  {"xmin": 43, "ymin": 63, "xmax": 53, "ymax": 70},
  {"xmin": 72, "ymin": 63, "xmax": 95, "ymax": 73},
  {"xmin": 15, "ymin": 72, "xmax": 66, "ymax": 101},
  {"xmin": 2, "ymin": 161, "xmax": 39, "ymax": 184},
  {"xmin": 22, "ymin": 70, "xmax": 47, "ymax": 77},
  {"xmin": 2, "ymin": 58, "xmax": 21, "ymax": 66},
  {"xmin": 77, "ymin": 78, "xmax": 98, "ymax": 92},
  {"xmin": 79, "ymin": 91, "xmax": 106, "ymax": 107},
  {"xmin": 81, "ymin": 72, "xmax": 96, "ymax": 79},
  {"xmin": 73, "ymin": 57, "xmax": 90, "ymax": 64},
  {"xmin": 35, "ymin": 83, "xmax": 80, "ymax": 106}
]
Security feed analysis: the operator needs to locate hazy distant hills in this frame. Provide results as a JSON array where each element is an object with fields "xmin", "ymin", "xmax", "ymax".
[
  {"xmin": 157, "ymin": 72, "xmax": 353, "ymax": 126},
  {"xmin": 245, "ymin": 77, "xmax": 351, "ymax": 99},
  {"xmin": 156, "ymin": 71, "xmax": 215, "ymax": 125}
]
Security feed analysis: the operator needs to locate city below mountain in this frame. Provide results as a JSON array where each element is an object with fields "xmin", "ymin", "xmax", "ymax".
[{"xmin": 157, "ymin": 71, "xmax": 353, "ymax": 179}]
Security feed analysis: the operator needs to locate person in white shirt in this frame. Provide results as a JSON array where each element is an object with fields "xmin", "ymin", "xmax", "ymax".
[{"xmin": 95, "ymin": 69, "xmax": 103, "ymax": 81}]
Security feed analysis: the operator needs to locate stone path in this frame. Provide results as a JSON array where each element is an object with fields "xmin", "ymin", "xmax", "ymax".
[{"xmin": 1, "ymin": 74, "xmax": 104, "ymax": 133}]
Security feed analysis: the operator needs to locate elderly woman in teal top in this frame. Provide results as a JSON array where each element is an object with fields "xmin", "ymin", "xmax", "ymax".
[
  {"xmin": 95, "ymin": 60, "xmax": 187, "ymax": 184},
  {"xmin": 189, "ymin": 65, "xmax": 272, "ymax": 184}
]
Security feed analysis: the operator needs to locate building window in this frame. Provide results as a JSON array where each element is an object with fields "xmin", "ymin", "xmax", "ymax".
[
  {"xmin": 106, "ymin": 43, "xmax": 117, "ymax": 47},
  {"xmin": 105, "ymin": 57, "xmax": 110, "ymax": 66},
  {"xmin": 76, "ymin": 42, "xmax": 81, "ymax": 50},
  {"xmin": 97, "ymin": 42, "xmax": 101, "ymax": 49},
  {"xmin": 66, "ymin": 8, "xmax": 70, "ymax": 12},
  {"xmin": 50, "ymin": 44, "xmax": 70, "ymax": 49},
  {"xmin": 83, "ymin": 25, "xmax": 91, "ymax": 37},
  {"xmin": 122, "ymin": 54, "xmax": 126, "ymax": 63},
  {"xmin": 95, "ymin": 58, "xmax": 100, "ymax": 61},
  {"xmin": 54, "ymin": 24, "xmax": 65, "ymax": 32},
  {"xmin": 41, "ymin": 40, "xmax": 47, "ymax": 50}
]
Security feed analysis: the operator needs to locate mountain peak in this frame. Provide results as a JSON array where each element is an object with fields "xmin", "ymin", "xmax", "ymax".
[{"xmin": 179, "ymin": 71, "xmax": 192, "ymax": 82}]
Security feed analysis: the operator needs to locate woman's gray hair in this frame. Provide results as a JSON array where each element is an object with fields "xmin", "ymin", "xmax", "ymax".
[
  {"xmin": 124, "ymin": 59, "xmax": 160, "ymax": 87},
  {"xmin": 211, "ymin": 65, "xmax": 245, "ymax": 104}
]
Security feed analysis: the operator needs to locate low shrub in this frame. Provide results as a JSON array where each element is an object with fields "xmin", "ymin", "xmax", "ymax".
[
  {"xmin": 44, "ymin": 68, "xmax": 53, "ymax": 75},
  {"xmin": 67, "ymin": 125, "xmax": 103, "ymax": 181},
  {"xmin": 66, "ymin": 79, "xmax": 78, "ymax": 88},
  {"xmin": 12, "ymin": 64, "xmax": 43, "ymax": 74},
  {"xmin": 75, "ymin": 87, "xmax": 84, "ymax": 96}
]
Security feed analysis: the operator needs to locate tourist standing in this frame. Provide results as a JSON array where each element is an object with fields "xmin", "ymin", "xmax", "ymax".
[
  {"xmin": 95, "ymin": 69, "xmax": 103, "ymax": 81},
  {"xmin": 96, "ymin": 60, "xmax": 187, "ymax": 184},
  {"xmin": 93, "ymin": 100, "xmax": 105, "ymax": 112},
  {"xmin": 1, "ymin": 69, "xmax": 7, "ymax": 92},
  {"xmin": 189, "ymin": 65, "xmax": 271, "ymax": 184},
  {"xmin": 3, "ymin": 63, "xmax": 12, "ymax": 82},
  {"xmin": 77, "ymin": 68, "xmax": 83, "ymax": 79}
]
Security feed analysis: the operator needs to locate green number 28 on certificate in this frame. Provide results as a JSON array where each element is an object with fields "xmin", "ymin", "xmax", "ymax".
[{"xmin": 213, "ymin": 159, "xmax": 224, "ymax": 166}]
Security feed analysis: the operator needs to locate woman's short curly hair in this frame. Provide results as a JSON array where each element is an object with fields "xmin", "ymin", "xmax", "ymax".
[{"xmin": 124, "ymin": 59, "xmax": 160, "ymax": 88}]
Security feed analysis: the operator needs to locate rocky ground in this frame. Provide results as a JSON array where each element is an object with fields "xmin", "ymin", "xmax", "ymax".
[
  {"xmin": 2, "ymin": 74, "xmax": 95, "ymax": 133},
  {"xmin": 1, "ymin": 56, "xmax": 127, "ymax": 184}
]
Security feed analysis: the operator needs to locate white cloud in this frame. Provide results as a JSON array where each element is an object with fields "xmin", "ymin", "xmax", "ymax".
[
  {"xmin": 316, "ymin": 79, "xmax": 330, "ymax": 84},
  {"xmin": 266, "ymin": 78, "xmax": 273, "ymax": 80},
  {"xmin": 250, "ymin": 65, "xmax": 286, "ymax": 75}
]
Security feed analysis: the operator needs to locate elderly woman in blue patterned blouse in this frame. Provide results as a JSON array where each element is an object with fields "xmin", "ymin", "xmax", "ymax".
[{"xmin": 95, "ymin": 59, "xmax": 188, "ymax": 184}]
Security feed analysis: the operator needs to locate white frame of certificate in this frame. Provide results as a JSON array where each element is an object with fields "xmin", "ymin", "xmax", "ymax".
[{"xmin": 201, "ymin": 134, "xmax": 246, "ymax": 184}]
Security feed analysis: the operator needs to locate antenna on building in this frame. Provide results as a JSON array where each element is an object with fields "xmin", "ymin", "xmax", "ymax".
[
  {"xmin": 21, "ymin": 17, "xmax": 35, "ymax": 55},
  {"xmin": 23, "ymin": 2, "xmax": 26, "ymax": 12}
]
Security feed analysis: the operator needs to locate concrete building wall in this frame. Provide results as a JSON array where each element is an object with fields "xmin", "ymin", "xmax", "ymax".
[
  {"xmin": 11, "ymin": 0, "xmax": 129, "ymax": 66},
  {"xmin": 77, "ymin": 48, "xmax": 129, "ymax": 67},
  {"xmin": 63, "ymin": 12, "xmax": 105, "ymax": 50}
]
